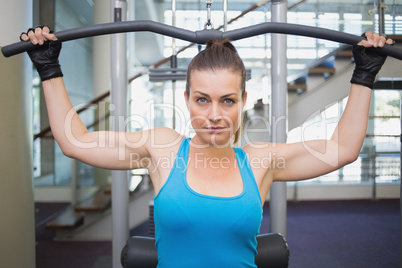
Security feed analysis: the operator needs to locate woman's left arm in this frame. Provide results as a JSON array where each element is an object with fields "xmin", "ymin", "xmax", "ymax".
[{"xmin": 271, "ymin": 32, "xmax": 394, "ymax": 181}]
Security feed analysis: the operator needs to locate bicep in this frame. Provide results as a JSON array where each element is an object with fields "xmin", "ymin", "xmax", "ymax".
[
  {"xmin": 65, "ymin": 129, "xmax": 153, "ymax": 170},
  {"xmin": 271, "ymin": 140, "xmax": 353, "ymax": 181}
]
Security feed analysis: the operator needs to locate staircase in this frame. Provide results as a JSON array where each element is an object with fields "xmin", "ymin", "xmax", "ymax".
[
  {"xmin": 245, "ymin": 38, "xmax": 401, "ymax": 140},
  {"xmin": 288, "ymin": 45, "xmax": 355, "ymax": 130},
  {"xmin": 287, "ymin": 40, "xmax": 401, "ymax": 131},
  {"xmin": 44, "ymin": 174, "xmax": 154, "ymax": 241}
]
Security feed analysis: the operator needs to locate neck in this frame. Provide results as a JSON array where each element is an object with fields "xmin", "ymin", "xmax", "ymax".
[{"xmin": 189, "ymin": 136, "xmax": 234, "ymax": 159}]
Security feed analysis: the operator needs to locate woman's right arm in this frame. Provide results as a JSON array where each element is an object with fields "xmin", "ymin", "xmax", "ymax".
[
  {"xmin": 41, "ymin": 77, "xmax": 154, "ymax": 170},
  {"xmin": 21, "ymin": 26, "xmax": 177, "ymax": 170}
]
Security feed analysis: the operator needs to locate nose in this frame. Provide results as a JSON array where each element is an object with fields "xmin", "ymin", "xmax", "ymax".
[{"xmin": 208, "ymin": 102, "xmax": 222, "ymax": 123}]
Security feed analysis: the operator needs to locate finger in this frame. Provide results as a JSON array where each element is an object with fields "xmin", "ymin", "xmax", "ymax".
[
  {"xmin": 20, "ymin": 33, "xmax": 29, "ymax": 41},
  {"xmin": 42, "ymin": 26, "xmax": 50, "ymax": 35},
  {"xmin": 371, "ymin": 32, "xmax": 381, "ymax": 47},
  {"xmin": 385, "ymin": 38, "xmax": 395, "ymax": 45},
  {"xmin": 42, "ymin": 26, "xmax": 58, "ymax": 41},
  {"xmin": 378, "ymin": 35, "xmax": 387, "ymax": 47},
  {"xmin": 357, "ymin": 31, "xmax": 372, "ymax": 47},
  {"xmin": 27, "ymin": 29, "xmax": 38, "ymax": 45},
  {"xmin": 365, "ymin": 31, "xmax": 374, "ymax": 46},
  {"xmin": 357, "ymin": 39, "xmax": 367, "ymax": 46},
  {"xmin": 34, "ymin": 27, "xmax": 45, "ymax": 45}
]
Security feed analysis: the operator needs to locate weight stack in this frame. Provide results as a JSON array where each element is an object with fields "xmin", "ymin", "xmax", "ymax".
[{"xmin": 149, "ymin": 200, "xmax": 155, "ymax": 237}]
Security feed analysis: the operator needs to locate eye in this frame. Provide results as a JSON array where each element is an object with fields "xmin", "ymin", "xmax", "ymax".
[
  {"xmin": 196, "ymin": 97, "xmax": 207, "ymax": 103},
  {"xmin": 223, "ymin": 98, "xmax": 235, "ymax": 104}
]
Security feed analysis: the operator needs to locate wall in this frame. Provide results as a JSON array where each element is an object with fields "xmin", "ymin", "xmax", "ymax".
[{"xmin": 0, "ymin": 1, "xmax": 35, "ymax": 267}]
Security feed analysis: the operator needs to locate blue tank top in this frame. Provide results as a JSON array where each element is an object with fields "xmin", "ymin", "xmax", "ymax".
[{"xmin": 154, "ymin": 137, "xmax": 263, "ymax": 268}]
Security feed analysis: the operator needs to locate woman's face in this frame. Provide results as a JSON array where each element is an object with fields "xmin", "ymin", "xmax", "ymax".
[{"xmin": 185, "ymin": 69, "xmax": 247, "ymax": 147}]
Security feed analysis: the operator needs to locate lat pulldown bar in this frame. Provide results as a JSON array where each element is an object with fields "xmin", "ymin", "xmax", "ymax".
[{"xmin": 2, "ymin": 20, "xmax": 402, "ymax": 60}]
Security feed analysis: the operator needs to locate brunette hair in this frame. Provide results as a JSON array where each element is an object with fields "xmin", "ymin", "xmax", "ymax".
[{"xmin": 185, "ymin": 39, "xmax": 246, "ymax": 144}]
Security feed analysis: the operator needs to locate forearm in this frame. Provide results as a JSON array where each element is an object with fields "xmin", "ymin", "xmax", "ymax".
[
  {"xmin": 42, "ymin": 77, "xmax": 89, "ymax": 155},
  {"xmin": 331, "ymin": 32, "xmax": 393, "ymax": 164},
  {"xmin": 330, "ymin": 84, "xmax": 372, "ymax": 163}
]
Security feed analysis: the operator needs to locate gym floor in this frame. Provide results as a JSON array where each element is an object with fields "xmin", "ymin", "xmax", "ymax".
[{"xmin": 35, "ymin": 199, "xmax": 400, "ymax": 268}]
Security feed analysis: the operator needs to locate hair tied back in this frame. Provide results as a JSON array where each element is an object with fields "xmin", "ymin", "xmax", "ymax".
[{"xmin": 206, "ymin": 39, "xmax": 237, "ymax": 53}]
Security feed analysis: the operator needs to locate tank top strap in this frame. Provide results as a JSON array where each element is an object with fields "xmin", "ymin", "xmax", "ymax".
[
  {"xmin": 154, "ymin": 137, "xmax": 190, "ymax": 200},
  {"xmin": 175, "ymin": 137, "xmax": 190, "ymax": 170},
  {"xmin": 233, "ymin": 147, "xmax": 262, "ymax": 204}
]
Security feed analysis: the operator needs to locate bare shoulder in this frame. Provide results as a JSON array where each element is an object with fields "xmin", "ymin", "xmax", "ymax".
[
  {"xmin": 146, "ymin": 127, "xmax": 184, "ymax": 154},
  {"xmin": 150, "ymin": 127, "xmax": 184, "ymax": 145},
  {"xmin": 242, "ymin": 142, "xmax": 288, "ymax": 170},
  {"xmin": 242, "ymin": 142, "xmax": 274, "ymax": 173},
  {"xmin": 143, "ymin": 128, "xmax": 185, "ymax": 193},
  {"xmin": 123, "ymin": 127, "xmax": 184, "ymax": 160},
  {"xmin": 242, "ymin": 142, "xmax": 275, "ymax": 160},
  {"xmin": 241, "ymin": 142, "xmax": 276, "ymax": 195}
]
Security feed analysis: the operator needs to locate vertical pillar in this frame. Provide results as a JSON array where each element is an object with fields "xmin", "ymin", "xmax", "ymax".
[
  {"xmin": 0, "ymin": 1, "xmax": 35, "ymax": 267},
  {"xmin": 39, "ymin": 0, "xmax": 56, "ymax": 182},
  {"xmin": 377, "ymin": 0, "xmax": 386, "ymax": 35},
  {"xmin": 400, "ymin": 97, "xmax": 402, "ymax": 267},
  {"xmin": 223, "ymin": 0, "xmax": 228, "ymax": 32},
  {"xmin": 362, "ymin": 94, "xmax": 376, "ymax": 193},
  {"xmin": 270, "ymin": 0, "xmax": 287, "ymax": 237},
  {"xmin": 171, "ymin": 0, "xmax": 177, "ymax": 130},
  {"xmin": 93, "ymin": 0, "xmax": 112, "ymax": 188},
  {"xmin": 93, "ymin": 1, "xmax": 111, "ymax": 98},
  {"xmin": 111, "ymin": 1, "xmax": 129, "ymax": 267}
]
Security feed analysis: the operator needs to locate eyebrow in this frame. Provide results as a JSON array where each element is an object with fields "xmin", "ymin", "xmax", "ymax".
[{"xmin": 193, "ymin": 91, "xmax": 238, "ymax": 99}]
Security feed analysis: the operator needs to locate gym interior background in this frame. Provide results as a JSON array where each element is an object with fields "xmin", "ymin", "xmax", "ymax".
[{"xmin": 0, "ymin": 0, "xmax": 400, "ymax": 267}]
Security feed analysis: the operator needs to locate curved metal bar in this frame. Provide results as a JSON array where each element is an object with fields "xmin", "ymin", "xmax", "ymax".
[{"xmin": 2, "ymin": 20, "xmax": 402, "ymax": 60}]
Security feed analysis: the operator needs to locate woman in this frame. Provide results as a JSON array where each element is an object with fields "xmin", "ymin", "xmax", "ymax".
[{"xmin": 21, "ymin": 26, "xmax": 393, "ymax": 267}]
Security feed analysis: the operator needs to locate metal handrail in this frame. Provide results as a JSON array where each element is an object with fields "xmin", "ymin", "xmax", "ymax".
[{"xmin": 33, "ymin": 91, "xmax": 110, "ymax": 140}]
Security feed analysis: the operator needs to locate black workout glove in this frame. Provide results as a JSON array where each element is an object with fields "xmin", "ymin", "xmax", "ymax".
[
  {"xmin": 20, "ymin": 26, "xmax": 63, "ymax": 81},
  {"xmin": 350, "ymin": 34, "xmax": 387, "ymax": 89}
]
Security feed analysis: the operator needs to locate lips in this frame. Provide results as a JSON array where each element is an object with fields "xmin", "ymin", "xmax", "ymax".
[{"xmin": 206, "ymin": 126, "xmax": 225, "ymax": 134}]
